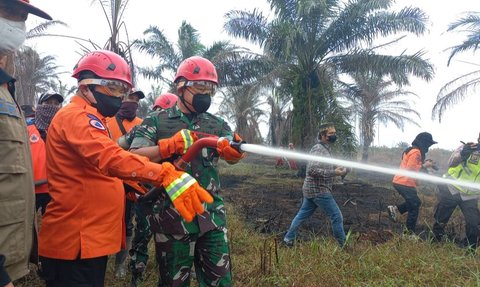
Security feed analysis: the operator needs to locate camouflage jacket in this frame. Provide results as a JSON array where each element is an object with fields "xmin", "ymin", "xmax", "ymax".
[{"xmin": 130, "ymin": 106, "xmax": 234, "ymax": 235}]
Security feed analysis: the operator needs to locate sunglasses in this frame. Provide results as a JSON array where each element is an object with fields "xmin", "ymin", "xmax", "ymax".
[
  {"xmin": 79, "ymin": 79, "xmax": 131, "ymax": 98},
  {"xmin": 184, "ymin": 81, "xmax": 217, "ymax": 95}
]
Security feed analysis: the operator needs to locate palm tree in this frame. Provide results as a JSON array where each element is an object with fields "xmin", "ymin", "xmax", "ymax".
[
  {"xmin": 432, "ymin": 12, "xmax": 480, "ymax": 122},
  {"xmin": 135, "ymin": 21, "xmax": 268, "ymax": 138},
  {"xmin": 340, "ymin": 72, "xmax": 420, "ymax": 162},
  {"xmin": 134, "ymin": 21, "xmax": 240, "ymax": 89},
  {"xmin": 218, "ymin": 84, "xmax": 265, "ymax": 143},
  {"xmin": 14, "ymin": 47, "xmax": 60, "ymax": 105},
  {"xmin": 266, "ymin": 87, "xmax": 292, "ymax": 146},
  {"xmin": 224, "ymin": 0, "xmax": 434, "ymax": 148},
  {"xmin": 137, "ymin": 84, "xmax": 163, "ymax": 118}
]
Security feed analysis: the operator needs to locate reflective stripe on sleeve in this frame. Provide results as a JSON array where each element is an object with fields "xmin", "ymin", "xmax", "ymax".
[
  {"xmin": 165, "ymin": 172, "xmax": 196, "ymax": 200},
  {"xmin": 181, "ymin": 129, "xmax": 194, "ymax": 154}
]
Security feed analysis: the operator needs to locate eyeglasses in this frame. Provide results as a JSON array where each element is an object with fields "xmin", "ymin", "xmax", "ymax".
[
  {"xmin": 184, "ymin": 81, "xmax": 217, "ymax": 95},
  {"xmin": 79, "ymin": 79, "xmax": 131, "ymax": 98}
]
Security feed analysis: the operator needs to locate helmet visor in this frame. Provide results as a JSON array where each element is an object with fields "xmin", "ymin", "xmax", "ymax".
[
  {"xmin": 79, "ymin": 79, "xmax": 131, "ymax": 98},
  {"xmin": 184, "ymin": 81, "xmax": 217, "ymax": 96}
]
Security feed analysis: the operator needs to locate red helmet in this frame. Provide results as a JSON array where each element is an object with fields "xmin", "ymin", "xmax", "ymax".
[
  {"xmin": 72, "ymin": 50, "xmax": 132, "ymax": 88},
  {"xmin": 174, "ymin": 56, "xmax": 218, "ymax": 85},
  {"xmin": 153, "ymin": 93, "xmax": 178, "ymax": 110}
]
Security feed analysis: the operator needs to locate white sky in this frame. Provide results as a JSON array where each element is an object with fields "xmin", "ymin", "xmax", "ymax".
[{"xmin": 25, "ymin": 0, "xmax": 480, "ymax": 150}]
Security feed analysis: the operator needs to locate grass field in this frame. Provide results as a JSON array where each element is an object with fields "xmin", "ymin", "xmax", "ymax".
[{"xmin": 17, "ymin": 147, "xmax": 480, "ymax": 287}]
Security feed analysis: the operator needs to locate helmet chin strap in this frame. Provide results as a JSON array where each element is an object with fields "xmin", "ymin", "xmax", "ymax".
[
  {"xmin": 179, "ymin": 88, "xmax": 197, "ymax": 114},
  {"xmin": 80, "ymin": 85, "xmax": 97, "ymax": 106}
]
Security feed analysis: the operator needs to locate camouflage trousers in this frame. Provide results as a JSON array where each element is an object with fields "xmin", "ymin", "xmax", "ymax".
[
  {"xmin": 129, "ymin": 200, "xmax": 153, "ymax": 274},
  {"xmin": 154, "ymin": 226, "xmax": 233, "ymax": 287}
]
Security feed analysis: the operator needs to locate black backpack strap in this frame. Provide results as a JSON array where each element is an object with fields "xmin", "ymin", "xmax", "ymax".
[{"xmin": 115, "ymin": 115, "xmax": 128, "ymax": 135}]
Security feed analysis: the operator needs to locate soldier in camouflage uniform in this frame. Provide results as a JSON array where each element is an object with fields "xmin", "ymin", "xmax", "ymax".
[{"xmin": 129, "ymin": 56, "xmax": 245, "ymax": 287}]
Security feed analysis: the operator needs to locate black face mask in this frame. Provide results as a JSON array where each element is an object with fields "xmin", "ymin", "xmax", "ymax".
[
  {"xmin": 116, "ymin": 101, "xmax": 138, "ymax": 120},
  {"xmin": 91, "ymin": 89, "xmax": 122, "ymax": 117},
  {"xmin": 327, "ymin": 135, "xmax": 337, "ymax": 143},
  {"xmin": 192, "ymin": 93, "xmax": 211, "ymax": 113}
]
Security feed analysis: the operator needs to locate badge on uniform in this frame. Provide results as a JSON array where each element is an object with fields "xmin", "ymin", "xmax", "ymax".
[
  {"xmin": 87, "ymin": 113, "xmax": 106, "ymax": 131},
  {"xmin": 30, "ymin": 133, "xmax": 39, "ymax": 143}
]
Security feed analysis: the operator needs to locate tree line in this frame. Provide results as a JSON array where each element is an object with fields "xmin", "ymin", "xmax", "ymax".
[{"xmin": 12, "ymin": 0, "xmax": 480, "ymax": 161}]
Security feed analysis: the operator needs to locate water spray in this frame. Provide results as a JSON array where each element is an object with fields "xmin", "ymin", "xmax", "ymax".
[{"xmin": 239, "ymin": 143, "xmax": 480, "ymax": 193}]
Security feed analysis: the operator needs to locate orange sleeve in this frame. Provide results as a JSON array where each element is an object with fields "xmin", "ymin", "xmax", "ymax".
[
  {"xmin": 403, "ymin": 149, "xmax": 423, "ymax": 172},
  {"xmin": 63, "ymin": 113, "xmax": 164, "ymax": 185}
]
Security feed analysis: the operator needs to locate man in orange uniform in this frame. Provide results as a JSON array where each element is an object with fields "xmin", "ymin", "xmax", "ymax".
[
  {"xmin": 21, "ymin": 105, "xmax": 48, "ymax": 215},
  {"xmin": 21, "ymin": 93, "xmax": 63, "ymax": 215},
  {"xmin": 107, "ymin": 89, "xmax": 144, "ymax": 140},
  {"xmin": 38, "ymin": 50, "xmax": 213, "ymax": 287},
  {"xmin": 388, "ymin": 132, "xmax": 437, "ymax": 234},
  {"xmin": 106, "ymin": 89, "xmax": 144, "ymax": 278}
]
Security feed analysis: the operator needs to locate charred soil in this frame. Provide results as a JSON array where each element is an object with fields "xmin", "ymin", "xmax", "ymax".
[{"xmin": 220, "ymin": 155, "xmax": 466, "ymax": 245}]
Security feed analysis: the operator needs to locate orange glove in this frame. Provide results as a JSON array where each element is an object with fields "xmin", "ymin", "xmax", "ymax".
[
  {"xmin": 158, "ymin": 129, "xmax": 197, "ymax": 159},
  {"xmin": 217, "ymin": 133, "xmax": 245, "ymax": 163},
  {"xmin": 159, "ymin": 162, "xmax": 213, "ymax": 222}
]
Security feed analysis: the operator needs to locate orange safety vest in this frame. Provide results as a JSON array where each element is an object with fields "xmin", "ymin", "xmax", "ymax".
[
  {"xmin": 106, "ymin": 115, "xmax": 142, "ymax": 143},
  {"xmin": 392, "ymin": 148, "xmax": 423, "ymax": 188},
  {"xmin": 27, "ymin": 124, "xmax": 48, "ymax": 194},
  {"xmin": 39, "ymin": 95, "xmax": 165, "ymax": 260}
]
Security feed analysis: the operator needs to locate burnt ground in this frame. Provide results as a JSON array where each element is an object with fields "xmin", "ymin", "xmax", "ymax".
[{"xmin": 220, "ymin": 155, "xmax": 468, "ymax": 245}]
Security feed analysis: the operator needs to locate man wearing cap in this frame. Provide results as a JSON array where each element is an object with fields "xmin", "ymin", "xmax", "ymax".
[
  {"xmin": 0, "ymin": 1, "xmax": 52, "ymax": 286},
  {"xmin": 388, "ymin": 132, "xmax": 437, "ymax": 234},
  {"xmin": 36, "ymin": 92, "xmax": 64, "ymax": 141},
  {"xmin": 106, "ymin": 90, "xmax": 145, "ymax": 278}
]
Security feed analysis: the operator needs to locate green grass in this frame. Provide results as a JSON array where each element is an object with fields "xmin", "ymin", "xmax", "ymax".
[{"xmin": 225, "ymin": 207, "xmax": 479, "ymax": 287}]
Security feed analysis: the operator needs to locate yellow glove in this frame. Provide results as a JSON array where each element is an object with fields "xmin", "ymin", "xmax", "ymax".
[{"xmin": 159, "ymin": 162, "xmax": 213, "ymax": 222}]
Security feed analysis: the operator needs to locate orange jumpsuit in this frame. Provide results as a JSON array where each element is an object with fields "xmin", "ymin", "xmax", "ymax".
[
  {"xmin": 39, "ymin": 95, "xmax": 164, "ymax": 260},
  {"xmin": 27, "ymin": 124, "xmax": 48, "ymax": 194},
  {"xmin": 392, "ymin": 148, "xmax": 423, "ymax": 187}
]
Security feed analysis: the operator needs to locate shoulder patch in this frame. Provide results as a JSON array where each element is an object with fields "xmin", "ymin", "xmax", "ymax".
[
  {"xmin": 30, "ymin": 133, "xmax": 39, "ymax": 143},
  {"xmin": 87, "ymin": 113, "xmax": 106, "ymax": 130}
]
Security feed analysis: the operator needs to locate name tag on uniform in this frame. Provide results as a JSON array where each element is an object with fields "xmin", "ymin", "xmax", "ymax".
[{"xmin": 0, "ymin": 98, "xmax": 20, "ymax": 118}]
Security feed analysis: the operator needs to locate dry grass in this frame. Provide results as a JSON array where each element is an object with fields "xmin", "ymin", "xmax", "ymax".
[{"xmin": 18, "ymin": 149, "xmax": 479, "ymax": 286}]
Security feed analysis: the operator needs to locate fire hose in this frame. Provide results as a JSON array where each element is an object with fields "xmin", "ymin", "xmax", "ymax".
[
  {"xmin": 138, "ymin": 136, "xmax": 240, "ymax": 202},
  {"xmin": 137, "ymin": 133, "xmax": 480, "ymax": 200}
]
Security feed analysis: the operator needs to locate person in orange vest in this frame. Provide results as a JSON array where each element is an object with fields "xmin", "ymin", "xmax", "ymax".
[
  {"xmin": 107, "ymin": 89, "xmax": 144, "ymax": 141},
  {"xmin": 106, "ymin": 89, "xmax": 144, "ymax": 278},
  {"xmin": 20, "ymin": 101, "xmax": 56, "ymax": 216},
  {"xmin": 38, "ymin": 50, "xmax": 213, "ymax": 287},
  {"xmin": 388, "ymin": 132, "xmax": 437, "ymax": 234},
  {"xmin": 22, "ymin": 92, "xmax": 63, "ymax": 215}
]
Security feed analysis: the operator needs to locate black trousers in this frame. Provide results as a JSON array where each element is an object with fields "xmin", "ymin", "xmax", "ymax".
[
  {"xmin": 393, "ymin": 183, "xmax": 421, "ymax": 232},
  {"xmin": 433, "ymin": 185, "xmax": 479, "ymax": 248},
  {"xmin": 39, "ymin": 255, "xmax": 108, "ymax": 287}
]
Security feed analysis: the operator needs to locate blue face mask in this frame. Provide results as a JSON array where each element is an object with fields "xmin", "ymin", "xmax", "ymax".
[{"xmin": 327, "ymin": 135, "xmax": 337, "ymax": 143}]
